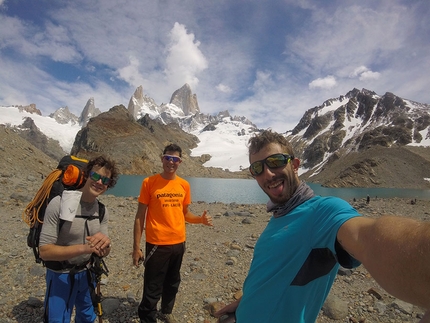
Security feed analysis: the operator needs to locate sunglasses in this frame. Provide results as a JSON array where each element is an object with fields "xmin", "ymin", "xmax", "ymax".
[
  {"xmin": 89, "ymin": 171, "xmax": 112, "ymax": 185},
  {"xmin": 162, "ymin": 155, "xmax": 182, "ymax": 163},
  {"xmin": 249, "ymin": 153, "xmax": 294, "ymax": 176}
]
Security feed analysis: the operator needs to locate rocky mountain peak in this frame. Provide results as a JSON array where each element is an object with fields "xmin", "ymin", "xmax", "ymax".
[
  {"xmin": 124, "ymin": 84, "xmax": 254, "ymax": 134},
  {"xmin": 14, "ymin": 103, "xmax": 41, "ymax": 115},
  {"xmin": 127, "ymin": 85, "xmax": 160, "ymax": 120},
  {"xmin": 49, "ymin": 106, "xmax": 79, "ymax": 125},
  {"xmin": 69, "ymin": 105, "xmax": 248, "ymax": 178},
  {"xmin": 169, "ymin": 83, "xmax": 200, "ymax": 116},
  {"xmin": 17, "ymin": 117, "xmax": 66, "ymax": 160},
  {"xmin": 79, "ymin": 97, "xmax": 102, "ymax": 126},
  {"xmin": 217, "ymin": 110, "xmax": 231, "ymax": 118},
  {"xmin": 2, "ymin": 85, "xmax": 430, "ymax": 189},
  {"xmin": 289, "ymin": 88, "xmax": 430, "ymax": 187}
]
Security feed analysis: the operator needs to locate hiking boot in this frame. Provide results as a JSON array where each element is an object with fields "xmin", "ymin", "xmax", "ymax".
[{"xmin": 159, "ymin": 312, "xmax": 178, "ymax": 323}]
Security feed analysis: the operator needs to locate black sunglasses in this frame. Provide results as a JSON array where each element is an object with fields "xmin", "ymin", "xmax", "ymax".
[
  {"xmin": 162, "ymin": 155, "xmax": 182, "ymax": 163},
  {"xmin": 89, "ymin": 171, "xmax": 112, "ymax": 185},
  {"xmin": 249, "ymin": 153, "xmax": 294, "ymax": 176}
]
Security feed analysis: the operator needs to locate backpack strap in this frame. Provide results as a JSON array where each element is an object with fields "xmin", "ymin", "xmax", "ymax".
[
  {"xmin": 46, "ymin": 200, "xmax": 107, "ymax": 270},
  {"xmin": 98, "ymin": 201, "xmax": 105, "ymax": 221}
]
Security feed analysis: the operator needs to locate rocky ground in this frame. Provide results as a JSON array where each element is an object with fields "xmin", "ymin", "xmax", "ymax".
[
  {"xmin": 1, "ymin": 125, "xmax": 430, "ymax": 323},
  {"xmin": 1, "ymin": 172, "xmax": 430, "ymax": 323}
]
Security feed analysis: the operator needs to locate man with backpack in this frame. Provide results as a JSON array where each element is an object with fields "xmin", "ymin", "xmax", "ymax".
[{"xmin": 39, "ymin": 155, "xmax": 119, "ymax": 323}]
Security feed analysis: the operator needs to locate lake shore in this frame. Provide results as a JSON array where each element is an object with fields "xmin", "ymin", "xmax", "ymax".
[{"xmin": 1, "ymin": 114, "xmax": 430, "ymax": 322}]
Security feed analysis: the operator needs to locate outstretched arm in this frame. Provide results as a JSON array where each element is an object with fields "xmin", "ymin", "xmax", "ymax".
[
  {"xmin": 338, "ymin": 215, "xmax": 430, "ymax": 309},
  {"xmin": 184, "ymin": 205, "xmax": 213, "ymax": 226}
]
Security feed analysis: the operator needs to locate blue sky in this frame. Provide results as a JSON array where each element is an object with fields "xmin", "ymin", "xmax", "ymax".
[{"xmin": 1, "ymin": 0, "xmax": 429, "ymax": 132}]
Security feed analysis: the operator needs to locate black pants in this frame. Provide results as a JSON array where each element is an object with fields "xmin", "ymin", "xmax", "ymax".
[{"xmin": 138, "ymin": 242, "xmax": 185, "ymax": 323}]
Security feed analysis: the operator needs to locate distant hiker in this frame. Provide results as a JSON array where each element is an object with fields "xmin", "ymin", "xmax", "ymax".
[
  {"xmin": 214, "ymin": 130, "xmax": 430, "ymax": 323},
  {"xmin": 366, "ymin": 194, "xmax": 370, "ymax": 204},
  {"xmin": 132, "ymin": 144, "xmax": 213, "ymax": 323},
  {"xmin": 39, "ymin": 156, "xmax": 118, "ymax": 323}
]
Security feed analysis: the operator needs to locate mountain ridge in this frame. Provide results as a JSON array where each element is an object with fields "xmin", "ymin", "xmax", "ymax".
[{"xmin": 2, "ymin": 86, "xmax": 430, "ymax": 189}]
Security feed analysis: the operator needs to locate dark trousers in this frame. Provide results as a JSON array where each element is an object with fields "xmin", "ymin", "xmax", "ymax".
[{"xmin": 138, "ymin": 242, "xmax": 185, "ymax": 323}]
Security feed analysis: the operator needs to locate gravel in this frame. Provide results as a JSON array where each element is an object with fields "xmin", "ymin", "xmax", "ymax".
[
  {"xmin": 0, "ymin": 125, "xmax": 429, "ymax": 323},
  {"xmin": 1, "ymin": 173, "xmax": 429, "ymax": 323}
]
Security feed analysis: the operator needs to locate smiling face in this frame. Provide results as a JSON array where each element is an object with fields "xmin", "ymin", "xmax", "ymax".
[
  {"xmin": 81, "ymin": 165, "xmax": 111, "ymax": 201},
  {"xmin": 161, "ymin": 150, "xmax": 182, "ymax": 179},
  {"xmin": 250, "ymin": 142, "xmax": 300, "ymax": 204}
]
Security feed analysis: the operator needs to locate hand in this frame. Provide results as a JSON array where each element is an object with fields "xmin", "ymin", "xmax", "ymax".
[
  {"xmin": 214, "ymin": 299, "xmax": 240, "ymax": 319},
  {"xmin": 201, "ymin": 210, "xmax": 213, "ymax": 226},
  {"xmin": 86, "ymin": 232, "xmax": 111, "ymax": 255},
  {"xmin": 132, "ymin": 248, "xmax": 144, "ymax": 267}
]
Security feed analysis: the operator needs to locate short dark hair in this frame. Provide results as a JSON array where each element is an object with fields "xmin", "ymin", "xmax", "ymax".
[
  {"xmin": 163, "ymin": 144, "xmax": 182, "ymax": 157},
  {"xmin": 86, "ymin": 155, "xmax": 119, "ymax": 188},
  {"xmin": 248, "ymin": 129, "xmax": 294, "ymax": 156}
]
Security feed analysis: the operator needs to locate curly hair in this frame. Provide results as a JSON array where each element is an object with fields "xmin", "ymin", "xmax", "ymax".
[
  {"xmin": 85, "ymin": 155, "xmax": 119, "ymax": 189},
  {"xmin": 248, "ymin": 129, "xmax": 294, "ymax": 156}
]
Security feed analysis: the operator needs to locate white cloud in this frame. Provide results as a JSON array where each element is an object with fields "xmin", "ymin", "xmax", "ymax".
[
  {"xmin": 309, "ymin": 76, "xmax": 337, "ymax": 90},
  {"xmin": 287, "ymin": 4, "xmax": 411, "ymax": 71},
  {"xmin": 358, "ymin": 70, "xmax": 381, "ymax": 81},
  {"xmin": 34, "ymin": 22, "xmax": 81, "ymax": 63},
  {"xmin": 216, "ymin": 83, "xmax": 232, "ymax": 93},
  {"xmin": 349, "ymin": 66, "xmax": 381, "ymax": 81},
  {"xmin": 117, "ymin": 56, "xmax": 146, "ymax": 88},
  {"xmin": 350, "ymin": 66, "xmax": 369, "ymax": 78},
  {"xmin": 164, "ymin": 22, "xmax": 208, "ymax": 91},
  {"xmin": 1, "ymin": 0, "xmax": 430, "ymax": 133}
]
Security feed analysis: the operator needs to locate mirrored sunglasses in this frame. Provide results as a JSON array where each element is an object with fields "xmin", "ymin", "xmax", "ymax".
[
  {"xmin": 249, "ymin": 153, "xmax": 294, "ymax": 176},
  {"xmin": 162, "ymin": 155, "xmax": 182, "ymax": 163},
  {"xmin": 89, "ymin": 171, "xmax": 112, "ymax": 185}
]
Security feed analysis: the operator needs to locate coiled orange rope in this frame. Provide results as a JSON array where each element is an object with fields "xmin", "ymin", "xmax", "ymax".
[{"xmin": 22, "ymin": 169, "xmax": 63, "ymax": 228}]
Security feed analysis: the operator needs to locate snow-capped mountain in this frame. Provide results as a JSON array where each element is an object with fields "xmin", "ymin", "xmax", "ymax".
[
  {"xmin": 49, "ymin": 106, "xmax": 79, "ymax": 125},
  {"xmin": 78, "ymin": 97, "xmax": 102, "ymax": 126},
  {"xmin": 0, "ymin": 105, "xmax": 82, "ymax": 152},
  {"xmin": 126, "ymin": 83, "xmax": 258, "ymax": 171},
  {"xmin": 0, "ymin": 84, "xmax": 258, "ymax": 172},
  {"xmin": 288, "ymin": 88, "xmax": 430, "ymax": 177},
  {"xmin": 1, "ymin": 86, "xmax": 430, "ymax": 177}
]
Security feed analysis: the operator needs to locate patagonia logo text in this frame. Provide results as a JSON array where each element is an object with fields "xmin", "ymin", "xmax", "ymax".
[{"xmin": 156, "ymin": 192, "xmax": 183, "ymax": 199}]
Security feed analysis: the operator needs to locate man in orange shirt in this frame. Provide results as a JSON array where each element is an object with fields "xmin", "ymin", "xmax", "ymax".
[{"xmin": 132, "ymin": 143, "xmax": 213, "ymax": 323}]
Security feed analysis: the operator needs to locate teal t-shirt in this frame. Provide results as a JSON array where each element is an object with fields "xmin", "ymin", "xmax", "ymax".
[{"xmin": 236, "ymin": 196, "xmax": 361, "ymax": 323}]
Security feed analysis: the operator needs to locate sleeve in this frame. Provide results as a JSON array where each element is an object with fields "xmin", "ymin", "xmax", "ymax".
[
  {"xmin": 183, "ymin": 179, "xmax": 191, "ymax": 205},
  {"xmin": 39, "ymin": 196, "xmax": 61, "ymax": 247},
  {"xmin": 138, "ymin": 177, "xmax": 150, "ymax": 205},
  {"xmin": 313, "ymin": 197, "xmax": 361, "ymax": 268},
  {"xmin": 100, "ymin": 206, "xmax": 109, "ymax": 236}
]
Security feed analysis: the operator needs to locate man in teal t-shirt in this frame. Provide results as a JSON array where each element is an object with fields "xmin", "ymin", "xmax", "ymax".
[
  {"xmin": 237, "ymin": 195, "xmax": 360, "ymax": 322},
  {"xmin": 215, "ymin": 130, "xmax": 430, "ymax": 323}
]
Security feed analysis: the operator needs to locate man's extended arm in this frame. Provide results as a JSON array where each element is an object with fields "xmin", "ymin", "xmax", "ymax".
[
  {"xmin": 338, "ymin": 215, "xmax": 430, "ymax": 309},
  {"xmin": 183, "ymin": 205, "xmax": 213, "ymax": 226}
]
